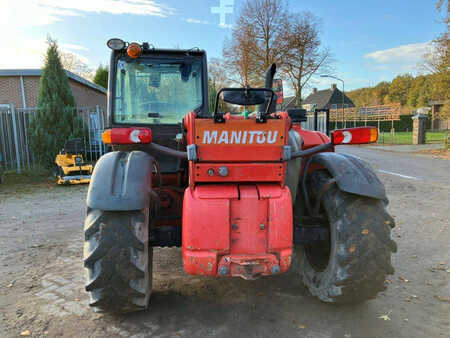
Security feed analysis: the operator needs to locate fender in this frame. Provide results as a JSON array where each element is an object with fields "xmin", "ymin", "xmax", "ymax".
[
  {"xmin": 307, "ymin": 152, "xmax": 386, "ymax": 200},
  {"xmin": 87, "ymin": 151, "xmax": 154, "ymax": 211}
]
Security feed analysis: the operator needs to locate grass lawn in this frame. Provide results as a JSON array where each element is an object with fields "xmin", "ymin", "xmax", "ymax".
[
  {"xmin": 0, "ymin": 169, "xmax": 56, "ymax": 197},
  {"xmin": 378, "ymin": 131, "xmax": 447, "ymax": 145},
  {"xmin": 0, "ymin": 169, "xmax": 88, "ymax": 200}
]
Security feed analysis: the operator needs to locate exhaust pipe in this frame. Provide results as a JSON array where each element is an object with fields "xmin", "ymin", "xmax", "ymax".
[
  {"xmin": 265, "ymin": 63, "xmax": 277, "ymax": 90},
  {"xmin": 259, "ymin": 63, "xmax": 277, "ymax": 114}
]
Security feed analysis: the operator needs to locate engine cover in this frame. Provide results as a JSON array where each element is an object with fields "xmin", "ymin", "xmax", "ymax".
[{"xmin": 182, "ymin": 184, "xmax": 292, "ymax": 279}]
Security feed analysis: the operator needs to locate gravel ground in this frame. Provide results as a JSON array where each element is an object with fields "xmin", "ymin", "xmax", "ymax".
[{"xmin": 0, "ymin": 147, "xmax": 449, "ymax": 338}]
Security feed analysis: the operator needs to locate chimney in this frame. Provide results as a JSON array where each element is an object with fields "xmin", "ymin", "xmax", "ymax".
[
  {"xmin": 331, "ymin": 83, "xmax": 337, "ymax": 90},
  {"xmin": 312, "ymin": 88, "xmax": 317, "ymax": 94}
]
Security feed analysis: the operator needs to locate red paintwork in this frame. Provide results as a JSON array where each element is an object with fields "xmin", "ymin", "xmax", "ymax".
[
  {"xmin": 198, "ymin": 145, "xmax": 284, "ymax": 162},
  {"xmin": 188, "ymin": 114, "xmax": 290, "ymax": 189},
  {"xmin": 181, "ymin": 114, "xmax": 330, "ymax": 278},
  {"xmin": 291, "ymin": 123, "xmax": 333, "ymax": 176},
  {"xmin": 193, "ymin": 163, "xmax": 284, "ymax": 183},
  {"xmin": 182, "ymin": 184, "xmax": 292, "ymax": 278},
  {"xmin": 291, "ymin": 124, "xmax": 330, "ymax": 149}
]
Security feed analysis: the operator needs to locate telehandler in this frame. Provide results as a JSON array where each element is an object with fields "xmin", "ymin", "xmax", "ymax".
[{"xmin": 83, "ymin": 39, "xmax": 397, "ymax": 313}]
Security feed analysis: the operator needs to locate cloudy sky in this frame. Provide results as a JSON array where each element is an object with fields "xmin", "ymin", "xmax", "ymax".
[{"xmin": 0, "ymin": 0, "xmax": 444, "ymax": 92}]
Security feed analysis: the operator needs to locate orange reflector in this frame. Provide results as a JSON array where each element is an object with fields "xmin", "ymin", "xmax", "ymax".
[
  {"xmin": 332, "ymin": 127, "xmax": 378, "ymax": 145},
  {"xmin": 369, "ymin": 128, "xmax": 378, "ymax": 143},
  {"xmin": 102, "ymin": 129, "xmax": 112, "ymax": 144},
  {"xmin": 127, "ymin": 42, "xmax": 142, "ymax": 58}
]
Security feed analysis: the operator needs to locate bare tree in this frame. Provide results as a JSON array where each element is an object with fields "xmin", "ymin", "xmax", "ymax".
[
  {"xmin": 221, "ymin": 0, "xmax": 332, "ymax": 104},
  {"xmin": 208, "ymin": 57, "xmax": 230, "ymax": 89},
  {"xmin": 208, "ymin": 57, "xmax": 232, "ymax": 112},
  {"xmin": 223, "ymin": 25, "xmax": 259, "ymax": 86},
  {"xmin": 282, "ymin": 12, "xmax": 332, "ymax": 105},
  {"xmin": 422, "ymin": 36, "xmax": 449, "ymax": 75},
  {"xmin": 60, "ymin": 51, "xmax": 94, "ymax": 80},
  {"xmin": 422, "ymin": 1, "xmax": 448, "ymax": 74},
  {"xmin": 223, "ymin": 0, "xmax": 288, "ymax": 86}
]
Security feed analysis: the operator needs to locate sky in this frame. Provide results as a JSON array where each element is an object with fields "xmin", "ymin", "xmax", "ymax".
[{"xmin": 0, "ymin": 0, "xmax": 445, "ymax": 94}]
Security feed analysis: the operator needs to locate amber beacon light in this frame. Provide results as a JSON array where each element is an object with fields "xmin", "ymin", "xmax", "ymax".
[{"xmin": 127, "ymin": 42, "xmax": 143, "ymax": 59}]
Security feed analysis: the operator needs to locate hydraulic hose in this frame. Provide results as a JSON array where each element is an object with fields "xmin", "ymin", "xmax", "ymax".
[
  {"xmin": 291, "ymin": 142, "xmax": 333, "ymax": 159},
  {"xmin": 148, "ymin": 142, "xmax": 188, "ymax": 159}
]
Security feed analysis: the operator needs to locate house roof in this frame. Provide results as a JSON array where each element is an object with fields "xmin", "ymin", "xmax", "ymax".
[
  {"xmin": 302, "ymin": 88, "xmax": 354, "ymax": 109},
  {"xmin": 0, "ymin": 69, "xmax": 106, "ymax": 94}
]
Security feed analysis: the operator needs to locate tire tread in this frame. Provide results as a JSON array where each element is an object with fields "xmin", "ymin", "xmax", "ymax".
[
  {"xmin": 298, "ymin": 170, "xmax": 396, "ymax": 304},
  {"xmin": 83, "ymin": 209, "xmax": 151, "ymax": 313}
]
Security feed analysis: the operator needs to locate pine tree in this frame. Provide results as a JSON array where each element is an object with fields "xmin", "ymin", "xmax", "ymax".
[
  {"xmin": 93, "ymin": 64, "xmax": 109, "ymax": 89},
  {"xmin": 29, "ymin": 37, "xmax": 84, "ymax": 168}
]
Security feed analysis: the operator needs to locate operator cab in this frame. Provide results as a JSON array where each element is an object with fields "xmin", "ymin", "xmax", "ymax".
[{"xmin": 107, "ymin": 39, "xmax": 209, "ymax": 173}]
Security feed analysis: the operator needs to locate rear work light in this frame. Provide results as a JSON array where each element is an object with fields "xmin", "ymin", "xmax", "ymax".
[
  {"xmin": 102, "ymin": 128, "xmax": 152, "ymax": 144},
  {"xmin": 107, "ymin": 38, "xmax": 125, "ymax": 50},
  {"xmin": 332, "ymin": 127, "xmax": 378, "ymax": 145}
]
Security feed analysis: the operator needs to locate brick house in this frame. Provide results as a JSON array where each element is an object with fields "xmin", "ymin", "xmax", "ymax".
[
  {"xmin": 282, "ymin": 84, "xmax": 355, "ymax": 112},
  {"xmin": 0, "ymin": 69, "xmax": 106, "ymax": 109}
]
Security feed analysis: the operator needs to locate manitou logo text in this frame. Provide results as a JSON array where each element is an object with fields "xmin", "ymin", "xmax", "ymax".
[{"xmin": 202, "ymin": 130, "xmax": 278, "ymax": 145}]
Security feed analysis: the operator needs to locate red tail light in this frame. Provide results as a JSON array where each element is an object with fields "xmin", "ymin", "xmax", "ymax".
[
  {"xmin": 332, "ymin": 127, "xmax": 378, "ymax": 145},
  {"xmin": 102, "ymin": 128, "xmax": 152, "ymax": 144}
]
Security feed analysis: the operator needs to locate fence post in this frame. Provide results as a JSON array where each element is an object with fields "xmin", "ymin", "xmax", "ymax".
[
  {"xmin": 0, "ymin": 110, "xmax": 5, "ymax": 166},
  {"xmin": 391, "ymin": 114, "xmax": 395, "ymax": 145},
  {"xmin": 22, "ymin": 110, "xmax": 31, "ymax": 169},
  {"xmin": 325, "ymin": 109, "xmax": 330, "ymax": 135},
  {"xmin": 313, "ymin": 109, "xmax": 318, "ymax": 131},
  {"xmin": 10, "ymin": 104, "xmax": 22, "ymax": 174},
  {"xmin": 96, "ymin": 105, "xmax": 103, "ymax": 157}
]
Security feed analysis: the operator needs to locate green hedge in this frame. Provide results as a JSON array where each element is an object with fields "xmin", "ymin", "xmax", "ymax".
[{"xmin": 331, "ymin": 114, "xmax": 431, "ymax": 132}]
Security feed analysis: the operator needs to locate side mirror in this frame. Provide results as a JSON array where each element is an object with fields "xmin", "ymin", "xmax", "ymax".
[
  {"xmin": 214, "ymin": 87, "xmax": 275, "ymax": 119},
  {"xmin": 223, "ymin": 89, "xmax": 266, "ymax": 106}
]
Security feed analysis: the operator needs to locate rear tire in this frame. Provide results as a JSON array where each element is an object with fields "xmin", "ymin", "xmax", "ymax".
[
  {"xmin": 83, "ymin": 208, "xmax": 152, "ymax": 313},
  {"xmin": 293, "ymin": 170, "xmax": 397, "ymax": 304}
]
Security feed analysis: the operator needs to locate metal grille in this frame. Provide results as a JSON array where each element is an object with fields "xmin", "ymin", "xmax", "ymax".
[{"xmin": 0, "ymin": 104, "xmax": 106, "ymax": 173}]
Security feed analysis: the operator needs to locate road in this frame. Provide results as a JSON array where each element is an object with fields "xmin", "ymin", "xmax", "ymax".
[{"xmin": 0, "ymin": 146, "xmax": 449, "ymax": 337}]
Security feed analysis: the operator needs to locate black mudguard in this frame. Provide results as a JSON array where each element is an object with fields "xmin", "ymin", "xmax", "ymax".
[
  {"xmin": 86, "ymin": 151, "xmax": 154, "ymax": 211},
  {"xmin": 307, "ymin": 152, "xmax": 386, "ymax": 200}
]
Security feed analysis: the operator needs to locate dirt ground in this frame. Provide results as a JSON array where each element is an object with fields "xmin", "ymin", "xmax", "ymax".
[{"xmin": 0, "ymin": 147, "xmax": 449, "ymax": 338}]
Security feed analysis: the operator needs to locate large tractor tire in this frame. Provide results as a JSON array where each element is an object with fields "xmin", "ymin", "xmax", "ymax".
[
  {"xmin": 83, "ymin": 208, "xmax": 152, "ymax": 313},
  {"xmin": 293, "ymin": 170, "xmax": 397, "ymax": 304}
]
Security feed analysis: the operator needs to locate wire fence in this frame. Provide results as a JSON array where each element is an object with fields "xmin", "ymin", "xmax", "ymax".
[
  {"xmin": 302, "ymin": 111, "xmax": 329, "ymax": 135},
  {"xmin": 0, "ymin": 104, "xmax": 106, "ymax": 173}
]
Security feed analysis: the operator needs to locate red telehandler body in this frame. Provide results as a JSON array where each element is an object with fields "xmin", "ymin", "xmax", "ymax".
[{"xmin": 83, "ymin": 40, "xmax": 396, "ymax": 313}]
